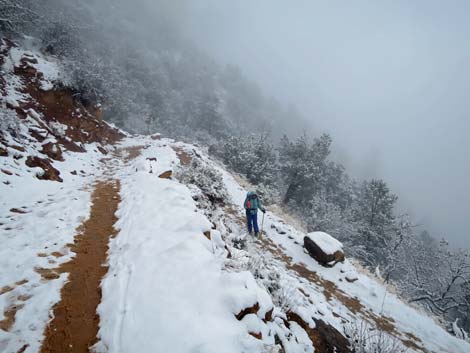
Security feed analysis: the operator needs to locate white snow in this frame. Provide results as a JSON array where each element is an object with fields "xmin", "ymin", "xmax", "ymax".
[
  {"xmin": 306, "ymin": 231, "xmax": 343, "ymax": 255},
  {"xmin": 0, "ymin": 143, "xmax": 105, "ymax": 353},
  {"xmin": 94, "ymin": 138, "xmax": 266, "ymax": 353},
  {"xmin": 3, "ymin": 132, "xmax": 470, "ymax": 353}
]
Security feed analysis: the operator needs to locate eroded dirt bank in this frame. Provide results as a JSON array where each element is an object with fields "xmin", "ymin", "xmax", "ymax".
[{"xmin": 40, "ymin": 180, "xmax": 120, "ymax": 353}]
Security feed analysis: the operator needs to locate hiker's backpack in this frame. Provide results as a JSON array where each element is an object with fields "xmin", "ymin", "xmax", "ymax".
[
  {"xmin": 246, "ymin": 199, "xmax": 251, "ymax": 209},
  {"xmin": 249, "ymin": 194, "xmax": 259, "ymax": 210}
]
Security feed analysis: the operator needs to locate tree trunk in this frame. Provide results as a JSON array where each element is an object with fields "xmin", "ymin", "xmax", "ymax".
[{"xmin": 283, "ymin": 182, "xmax": 298, "ymax": 204}]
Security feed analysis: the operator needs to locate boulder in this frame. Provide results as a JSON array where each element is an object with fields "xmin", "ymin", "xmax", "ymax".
[
  {"xmin": 286, "ymin": 311, "xmax": 352, "ymax": 353},
  {"xmin": 41, "ymin": 142, "xmax": 64, "ymax": 161},
  {"xmin": 25, "ymin": 156, "xmax": 63, "ymax": 182},
  {"xmin": 10, "ymin": 145, "xmax": 25, "ymax": 152},
  {"xmin": 235, "ymin": 302, "xmax": 260, "ymax": 321},
  {"xmin": 0, "ymin": 146, "xmax": 7, "ymax": 157},
  {"xmin": 312, "ymin": 319, "xmax": 352, "ymax": 353},
  {"xmin": 158, "ymin": 170, "xmax": 172, "ymax": 179},
  {"xmin": 10, "ymin": 208, "xmax": 28, "ymax": 214},
  {"xmin": 248, "ymin": 331, "xmax": 262, "ymax": 340},
  {"xmin": 97, "ymin": 145, "xmax": 108, "ymax": 155},
  {"xmin": 264, "ymin": 308, "xmax": 274, "ymax": 322},
  {"xmin": 304, "ymin": 232, "xmax": 344, "ymax": 267}
]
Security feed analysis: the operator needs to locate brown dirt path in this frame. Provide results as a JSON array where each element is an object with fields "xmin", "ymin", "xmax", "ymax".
[{"xmin": 40, "ymin": 180, "xmax": 120, "ymax": 353}]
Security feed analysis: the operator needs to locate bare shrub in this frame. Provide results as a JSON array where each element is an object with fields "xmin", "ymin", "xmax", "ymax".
[{"xmin": 345, "ymin": 319, "xmax": 408, "ymax": 353}]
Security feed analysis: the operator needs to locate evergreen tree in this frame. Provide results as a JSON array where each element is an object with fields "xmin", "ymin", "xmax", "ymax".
[{"xmin": 352, "ymin": 179, "xmax": 398, "ymax": 268}]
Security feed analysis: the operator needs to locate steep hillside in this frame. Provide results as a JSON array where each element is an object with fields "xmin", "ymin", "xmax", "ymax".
[{"xmin": 1, "ymin": 42, "xmax": 469, "ymax": 353}]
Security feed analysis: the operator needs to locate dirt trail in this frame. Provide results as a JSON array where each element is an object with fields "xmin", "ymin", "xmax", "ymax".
[{"xmin": 40, "ymin": 180, "xmax": 120, "ymax": 353}]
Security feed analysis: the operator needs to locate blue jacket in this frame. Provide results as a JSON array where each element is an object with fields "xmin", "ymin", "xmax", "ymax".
[{"xmin": 244, "ymin": 192, "xmax": 265, "ymax": 215}]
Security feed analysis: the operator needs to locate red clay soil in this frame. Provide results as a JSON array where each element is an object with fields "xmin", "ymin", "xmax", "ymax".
[
  {"xmin": 40, "ymin": 180, "xmax": 120, "ymax": 353},
  {"xmin": 172, "ymin": 146, "xmax": 193, "ymax": 166},
  {"xmin": 0, "ymin": 303, "xmax": 24, "ymax": 331},
  {"xmin": 119, "ymin": 145, "xmax": 144, "ymax": 163}
]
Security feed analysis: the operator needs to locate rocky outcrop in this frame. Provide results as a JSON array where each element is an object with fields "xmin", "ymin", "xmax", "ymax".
[
  {"xmin": 97, "ymin": 145, "xmax": 108, "ymax": 155},
  {"xmin": 41, "ymin": 142, "xmax": 64, "ymax": 161},
  {"xmin": 25, "ymin": 156, "xmax": 63, "ymax": 182},
  {"xmin": 248, "ymin": 331, "xmax": 262, "ymax": 340},
  {"xmin": 235, "ymin": 302, "xmax": 260, "ymax": 321},
  {"xmin": 203, "ymin": 230, "xmax": 211, "ymax": 240},
  {"xmin": 264, "ymin": 308, "xmax": 274, "ymax": 322},
  {"xmin": 312, "ymin": 319, "xmax": 352, "ymax": 353},
  {"xmin": 286, "ymin": 311, "xmax": 351, "ymax": 353},
  {"xmin": 0, "ymin": 39, "xmax": 127, "ymax": 188},
  {"xmin": 1, "ymin": 40, "xmax": 124, "ymax": 155},
  {"xmin": 158, "ymin": 170, "xmax": 172, "ymax": 179}
]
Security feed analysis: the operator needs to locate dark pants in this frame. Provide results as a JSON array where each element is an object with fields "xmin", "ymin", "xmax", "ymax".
[{"xmin": 246, "ymin": 210, "xmax": 259, "ymax": 234}]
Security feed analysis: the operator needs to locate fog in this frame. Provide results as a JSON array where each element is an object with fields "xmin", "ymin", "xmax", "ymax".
[{"xmin": 180, "ymin": 1, "xmax": 469, "ymax": 246}]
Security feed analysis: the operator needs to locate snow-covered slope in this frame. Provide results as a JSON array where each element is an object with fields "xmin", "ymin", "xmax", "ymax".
[
  {"xmin": 2, "ymin": 40, "xmax": 470, "ymax": 353},
  {"xmin": 0, "ymin": 39, "xmax": 123, "ymax": 352},
  {"xmin": 211, "ymin": 154, "xmax": 470, "ymax": 353}
]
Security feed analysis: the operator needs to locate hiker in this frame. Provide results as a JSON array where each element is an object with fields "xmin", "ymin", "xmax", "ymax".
[{"xmin": 244, "ymin": 191, "xmax": 266, "ymax": 237}]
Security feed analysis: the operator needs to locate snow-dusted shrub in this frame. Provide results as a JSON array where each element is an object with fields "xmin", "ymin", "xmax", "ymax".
[
  {"xmin": 275, "ymin": 282, "xmax": 301, "ymax": 313},
  {"xmin": 0, "ymin": 107, "xmax": 20, "ymax": 136},
  {"xmin": 175, "ymin": 157, "xmax": 229, "ymax": 207},
  {"xmin": 255, "ymin": 183, "xmax": 280, "ymax": 206},
  {"xmin": 231, "ymin": 236, "xmax": 247, "ymax": 250},
  {"xmin": 345, "ymin": 319, "xmax": 407, "ymax": 353},
  {"xmin": 247, "ymin": 252, "xmax": 300, "ymax": 312},
  {"xmin": 247, "ymin": 254, "xmax": 269, "ymax": 278},
  {"xmin": 223, "ymin": 248, "xmax": 250, "ymax": 272},
  {"xmin": 245, "ymin": 251, "xmax": 282, "ymax": 294}
]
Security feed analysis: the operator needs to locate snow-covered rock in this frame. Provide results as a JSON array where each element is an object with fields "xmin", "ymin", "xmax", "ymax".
[{"xmin": 304, "ymin": 231, "xmax": 345, "ymax": 267}]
